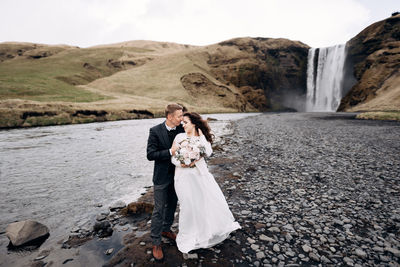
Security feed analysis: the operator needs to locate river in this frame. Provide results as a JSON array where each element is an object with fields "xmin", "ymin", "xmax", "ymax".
[{"xmin": 0, "ymin": 113, "xmax": 258, "ymax": 253}]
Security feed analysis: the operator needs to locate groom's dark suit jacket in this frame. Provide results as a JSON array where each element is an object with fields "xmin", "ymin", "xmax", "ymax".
[{"xmin": 146, "ymin": 121, "xmax": 185, "ymax": 185}]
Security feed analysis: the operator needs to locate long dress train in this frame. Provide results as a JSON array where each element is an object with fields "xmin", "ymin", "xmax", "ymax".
[{"xmin": 172, "ymin": 133, "xmax": 240, "ymax": 253}]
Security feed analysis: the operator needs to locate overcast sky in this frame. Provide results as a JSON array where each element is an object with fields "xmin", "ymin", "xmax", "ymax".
[{"xmin": 1, "ymin": 0, "xmax": 398, "ymax": 48}]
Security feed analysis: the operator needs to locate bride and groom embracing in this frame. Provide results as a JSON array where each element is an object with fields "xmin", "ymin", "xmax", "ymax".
[{"xmin": 146, "ymin": 103, "xmax": 240, "ymax": 260}]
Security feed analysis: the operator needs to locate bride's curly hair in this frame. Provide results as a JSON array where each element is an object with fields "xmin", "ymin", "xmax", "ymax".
[{"xmin": 183, "ymin": 112, "xmax": 214, "ymax": 144}]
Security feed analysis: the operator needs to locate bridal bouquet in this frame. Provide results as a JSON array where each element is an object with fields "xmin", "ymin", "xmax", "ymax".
[{"xmin": 174, "ymin": 138, "xmax": 206, "ymax": 167}]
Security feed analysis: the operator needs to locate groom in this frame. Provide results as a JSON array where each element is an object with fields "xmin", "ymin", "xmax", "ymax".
[{"xmin": 146, "ymin": 103, "xmax": 184, "ymax": 260}]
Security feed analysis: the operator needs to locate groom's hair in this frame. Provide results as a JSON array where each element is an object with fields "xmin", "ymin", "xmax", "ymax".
[{"xmin": 165, "ymin": 103, "xmax": 183, "ymax": 117}]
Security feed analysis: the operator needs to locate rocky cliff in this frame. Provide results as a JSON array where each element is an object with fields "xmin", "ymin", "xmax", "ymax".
[
  {"xmin": 206, "ymin": 38, "xmax": 309, "ymax": 111},
  {"xmin": 338, "ymin": 14, "xmax": 400, "ymax": 112}
]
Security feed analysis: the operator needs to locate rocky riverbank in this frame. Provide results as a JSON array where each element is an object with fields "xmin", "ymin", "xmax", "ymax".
[{"xmin": 7, "ymin": 112, "xmax": 400, "ymax": 266}]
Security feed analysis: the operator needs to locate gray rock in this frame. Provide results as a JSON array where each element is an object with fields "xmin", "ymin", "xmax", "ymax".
[
  {"xmin": 354, "ymin": 248, "xmax": 367, "ymax": 258},
  {"xmin": 273, "ymin": 244, "xmax": 280, "ymax": 253},
  {"xmin": 241, "ymin": 210, "xmax": 251, "ymax": 215},
  {"xmin": 105, "ymin": 248, "xmax": 114, "ymax": 255},
  {"xmin": 247, "ymin": 237, "xmax": 256, "ymax": 244},
  {"xmin": 6, "ymin": 220, "xmax": 49, "ymax": 246},
  {"xmin": 183, "ymin": 253, "xmax": 198, "ymax": 260},
  {"xmin": 259, "ymin": 234, "xmax": 275, "ymax": 242},
  {"xmin": 109, "ymin": 201, "xmax": 126, "ymax": 211},
  {"xmin": 96, "ymin": 214, "xmax": 107, "ymax": 221},
  {"xmin": 268, "ymin": 226, "xmax": 280, "ymax": 233},
  {"xmin": 344, "ymin": 257, "xmax": 354, "ymax": 266},
  {"xmin": 379, "ymin": 255, "xmax": 390, "ymax": 262},
  {"xmin": 285, "ymin": 250, "xmax": 296, "ymax": 257},
  {"xmin": 302, "ymin": 244, "xmax": 312, "ymax": 253},
  {"xmin": 277, "ymin": 254, "xmax": 285, "ymax": 261},
  {"xmin": 34, "ymin": 254, "xmax": 48, "ymax": 261},
  {"xmin": 251, "ymin": 244, "xmax": 260, "ymax": 251},
  {"xmin": 372, "ymin": 246, "xmax": 384, "ymax": 252},
  {"xmin": 309, "ymin": 252, "xmax": 320, "ymax": 262},
  {"xmin": 384, "ymin": 247, "xmax": 400, "ymax": 257},
  {"xmin": 256, "ymin": 251, "xmax": 265, "ymax": 259},
  {"xmin": 321, "ymin": 255, "xmax": 331, "ymax": 263}
]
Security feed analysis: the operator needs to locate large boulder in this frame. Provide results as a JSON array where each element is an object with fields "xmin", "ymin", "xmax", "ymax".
[{"xmin": 6, "ymin": 220, "xmax": 50, "ymax": 246}]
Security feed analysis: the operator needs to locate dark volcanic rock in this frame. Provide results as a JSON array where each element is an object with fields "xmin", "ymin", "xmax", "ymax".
[
  {"xmin": 93, "ymin": 220, "xmax": 113, "ymax": 238},
  {"xmin": 211, "ymin": 112, "xmax": 400, "ymax": 266}
]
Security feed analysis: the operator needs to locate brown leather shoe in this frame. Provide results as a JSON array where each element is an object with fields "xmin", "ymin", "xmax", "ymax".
[
  {"xmin": 152, "ymin": 245, "xmax": 163, "ymax": 260},
  {"xmin": 161, "ymin": 231, "xmax": 177, "ymax": 241}
]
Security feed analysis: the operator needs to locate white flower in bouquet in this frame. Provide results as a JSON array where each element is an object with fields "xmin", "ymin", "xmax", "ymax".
[{"xmin": 174, "ymin": 137, "xmax": 206, "ymax": 167}]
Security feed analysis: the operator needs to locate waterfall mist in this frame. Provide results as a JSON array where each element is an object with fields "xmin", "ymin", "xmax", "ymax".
[{"xmin": 306, "ymin": 45, "xmax": 347, "ymax": 112}]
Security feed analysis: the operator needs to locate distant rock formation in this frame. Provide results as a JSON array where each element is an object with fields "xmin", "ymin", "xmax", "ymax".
[
  {"xmin": 180, "ymin": 72, "xmax": 249, "ymax": 112},
  {"xmin": 338, "ymin": 14, "xmax": 400, "ymax": 111},
  {"xmin": 207, "ymin": 37, "xmax": 310, "ymax": 111}
]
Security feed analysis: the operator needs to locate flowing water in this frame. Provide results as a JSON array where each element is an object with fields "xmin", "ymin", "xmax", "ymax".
[
  {"xmin": 306, "ymin": 45, "xmax": 347, "ymax": 112},
  {"xmin": 0, "ymin": 113, "xmax": 257, "ymax": 249}
]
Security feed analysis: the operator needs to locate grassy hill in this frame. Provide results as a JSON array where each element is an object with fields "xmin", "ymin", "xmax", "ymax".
[
  {"xmin": 0, "ymin": 40, "xmax": 261, "ymax": 128},
  {"xmin": 0, "ymin": 42, "xmax": 156, "ymax": 102}
]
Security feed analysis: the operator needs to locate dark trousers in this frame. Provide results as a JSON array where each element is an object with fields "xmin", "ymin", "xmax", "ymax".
[{"xmin": 151, "ymin": 182, "xmax": 178, "ymax": 245}]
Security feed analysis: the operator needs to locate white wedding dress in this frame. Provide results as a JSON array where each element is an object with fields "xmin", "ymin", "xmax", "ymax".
[{"xmin": 172, "ymin": 133, "xmax": 241, "ymax": 253}]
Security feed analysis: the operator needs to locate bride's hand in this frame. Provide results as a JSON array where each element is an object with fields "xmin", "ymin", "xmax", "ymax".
[{"xmin": 189, "ymin": 161, "xmax": 196, "ymax": 168}]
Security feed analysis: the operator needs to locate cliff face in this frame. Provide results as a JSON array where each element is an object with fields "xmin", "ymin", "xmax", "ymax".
[
  {"xmin": 338, "ymin": 14, "xmax": 400, "ymax": 111},
  {"xmin": 206, "ymin": 38, "xmax": 310, "ymax": 111}
]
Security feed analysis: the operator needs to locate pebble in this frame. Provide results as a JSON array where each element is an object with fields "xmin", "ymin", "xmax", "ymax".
[
  {"xmin": 302, "ymin": 245, "xmax": 312, "ymax": 253},
  {"xmin": 277, "ymin": 254, "xmax": 285, "ymax": 261},
  {"xmin": 247, "ymin": 237, "xmax": 256, "ymax": 244},
  {"xmin": 256, "ymin": 251, "xmax": 265, "ymax": 259},
  {"xmin": 268, "ymin": 227, "xmax": 280, "ymax": 233},
  {"xmin": 96, "ymin": 214, "xmax": 107, "ymax": 221},
  {"xmin": 309, "ymin": 252, "xmax": 320, "ymax": 262},
  {"xmin": 385, "ymin": 247, "xmax": 400, "ymax": 257},
  {"xmin": 241, "ymin": 210, "xmax": 251, "ymax": 215},
  {"xmin": 34, "ymin": 255, "xmax": 47, "ymax": 261},
  {"xmin": 109, "ymin": 201, "xmax": 126, "ymax": 211},
  {"xmin": 344, "ymin": 257, "xmax": 354, "ymax": 265},
  {"xmin": 259, "ymin": 234, "xmax": 275, "ymax": 242},
  {"xmin": 355, "ymin": 248, "xmax": 367, "ymax": 258},
  {"xmin": 105, "ymin": 248, "xmax": 114, "ymax": 255},
  {"xmin": 251, "ymin": 244, "xmax": 259, "ymax": 251},
  {"xmin": 183, "ymin": 253, "xmax": 198, "ymax": 260}
]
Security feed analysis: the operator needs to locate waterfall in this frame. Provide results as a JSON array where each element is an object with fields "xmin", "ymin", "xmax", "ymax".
[{"xmin": 306, "ymin": 45, "xmax": 347, "ymax": 112}]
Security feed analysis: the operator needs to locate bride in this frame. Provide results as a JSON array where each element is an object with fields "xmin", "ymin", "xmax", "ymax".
[{"xmin": 171, "ymin": 112, "xmax": 240, "ymax": 254}]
